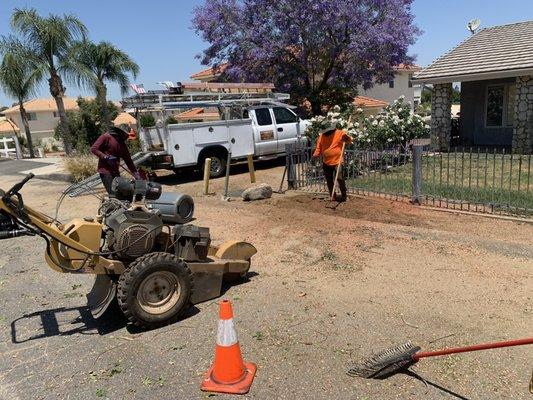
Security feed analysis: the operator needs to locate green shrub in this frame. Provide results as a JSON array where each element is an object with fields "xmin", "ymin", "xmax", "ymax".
[
  {"xmin": 64, "ymin": 155, "xmax": 97, "ymax": 182},
  {"xmin": 165, "ymin": 115, "xmax": 178, "ymax": 125},
  {"xmin": 306, "ymin": 96, "xmax": 430, "ymax": 148},
  {"xmin": 55, "ymin": 97, "xmax": 119, "ymax": 150},
  {"xmin": 139, "ymin": 114, "xmax": 156, "ymax": 128}
]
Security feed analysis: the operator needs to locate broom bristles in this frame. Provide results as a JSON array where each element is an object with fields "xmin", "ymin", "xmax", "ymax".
[{"xmin": 348, "ymin": 342, "xmax": 421, "ymax": 379}]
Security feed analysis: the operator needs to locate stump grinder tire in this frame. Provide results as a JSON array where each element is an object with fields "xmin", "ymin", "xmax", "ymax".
[{"xmin": 117, "ymin": 253, "xmax": 193, "ymax": 329}]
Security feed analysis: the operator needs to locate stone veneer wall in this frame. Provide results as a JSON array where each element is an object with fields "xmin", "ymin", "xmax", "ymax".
[
  {"xmin": 513, "ymin": 76, "xmax": 533, "ymax": 154},
  {"xmin": 431, "ymin": 83, "xmax": 452, "ymax": 150}
]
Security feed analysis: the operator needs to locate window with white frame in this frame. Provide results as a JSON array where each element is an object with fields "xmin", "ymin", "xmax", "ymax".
[
  {"xmin": 27, "ymin": 112, "xmax": 37, "ymax": 121},
  {"xmin": 486, "ymin": 83, "xmax": 516, "ymax": 128}
]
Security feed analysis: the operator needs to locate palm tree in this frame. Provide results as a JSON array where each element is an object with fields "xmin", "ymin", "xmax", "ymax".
[
  {"xmin": 65, "ymin": 41, "xmax": 139, "ymax": 129},
  {"xmin": 0, "ymin": 38, "xmax": 43, "ymax": 158},
  {"xmin": 10, "ymin": 8, "xmax": 88, "ymax": 155}
]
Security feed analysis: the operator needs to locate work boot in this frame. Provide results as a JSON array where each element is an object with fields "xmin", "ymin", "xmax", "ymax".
[{"xmin": 337, "ymin": 195, "xmax": 347, "ymax": 203}]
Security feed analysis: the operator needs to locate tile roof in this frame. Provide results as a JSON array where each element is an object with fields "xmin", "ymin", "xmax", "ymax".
[
  {"xmin": 190, "ymin": 63, "xmax": 229, "ymax": 79},
  {"xmin": 0, "ymin": 119, "xmax": 19, "ymax": 134},
  {"xmin": 113, "ymin": 112, "xmax": 137, "ymax": 126},
  {"xmin": 394, "ymin": 63, "xmax": 421, "ymax": 71},
  {"xmin": 354, "ymin": 96, "xmax": 388, "ymax": 108},
  {"xmin": 190, "ymin": 62, "xmax": 419, "ymax": 80},
  {"xmin": 2, "ymin": 97, "xmax": 80, "ymax": 114},
  {"xmin": 414, "ymin": 21, "xmax": 533, "ymax": 83}
]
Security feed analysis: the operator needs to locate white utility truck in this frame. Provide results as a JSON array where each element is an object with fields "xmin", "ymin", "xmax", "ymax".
[{"xmin": 122, "ymin": 85, "xmax": 310, "ymax": 177}]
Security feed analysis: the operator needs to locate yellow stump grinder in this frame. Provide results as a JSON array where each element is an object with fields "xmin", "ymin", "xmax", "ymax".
[{"xmin": 0, "ymin": 174, "xmax": 256, "ymax": 329}]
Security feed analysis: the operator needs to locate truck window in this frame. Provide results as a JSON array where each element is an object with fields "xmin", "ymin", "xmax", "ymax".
[
  {"xmin": 273, "ymin": 107, "xmax": 298, "ymax": 124},
  {"xmin": 255, "ymin": 108, "xmax": 272, "ymax": 126}
]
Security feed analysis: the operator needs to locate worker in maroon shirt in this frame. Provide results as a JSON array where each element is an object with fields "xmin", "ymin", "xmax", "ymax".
[{"xmin": 90, "ymin": 126, "xmax": 141, "ymax": 194}]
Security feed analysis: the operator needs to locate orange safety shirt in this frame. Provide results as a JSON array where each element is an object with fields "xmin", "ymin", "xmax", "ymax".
[{"xmin": 313, "ymin": 129, "xmax": 353, "ymax": 166}]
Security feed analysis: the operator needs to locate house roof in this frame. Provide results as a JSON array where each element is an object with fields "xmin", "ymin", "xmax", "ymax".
[
  {"xmin": 413, "ymin": 21, "xmax": 533, "ymax": 83},
  {"xmin": 394, "ymin": 63, "xmax": 422, "ymax": 71},
  {"xmin": 0, "ymin": 119, "xmax": 19, "ymax": 134},
  {"xmin": 354, "ymin": 96, "xmax": 388, "ymax": 108},
  {"xmin": 113, "ymin": 112, "xmax": 137, "ymax": 126},
  {"xmin": 190, "ymin": 63, "xmax": 229, "ymax": 80},
  {"xmin": 190, "ymin": 62, "xmax": 420, "ymax": 80},
  {"xmin": 2, "ymin": 97, "xmax": 80, "ymax": 114}
]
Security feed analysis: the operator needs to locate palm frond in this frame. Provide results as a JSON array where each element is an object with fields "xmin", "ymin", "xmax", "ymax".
[
  {"xmin": 0, "ymin": 36, "xmax": 44, "ymax": 102},
  {"xmin": 11, "ymin": 8, "xmax": 88, "ymax": 67}
]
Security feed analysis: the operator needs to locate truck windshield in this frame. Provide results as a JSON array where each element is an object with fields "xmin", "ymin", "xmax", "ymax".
[{"xmin": 273, "ymin": 107, "xmax": 298, "ymax": 124}]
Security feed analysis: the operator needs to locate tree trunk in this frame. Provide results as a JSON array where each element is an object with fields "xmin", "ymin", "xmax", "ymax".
[
  {"xmin": 96, "ymin": 82, "xmax": 109, "ymax": 130},
  {"xmin": 48, "ymin": 69, "xmax": 73, "ymax": 155},
  {"xmin": 310, "ymin": 96, "xmax": 322, "ymax": 116},
  {"xmin": 18, "ymin": 101, "xmax": 35, "ymax": 158}
]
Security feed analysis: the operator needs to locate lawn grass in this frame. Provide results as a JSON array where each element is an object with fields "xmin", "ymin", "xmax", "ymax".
[{"xmin": 346, "ymin": 151, "xmax": 533, "ymax": 214}]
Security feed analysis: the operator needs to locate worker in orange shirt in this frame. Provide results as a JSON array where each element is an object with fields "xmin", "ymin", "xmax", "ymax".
[{"xmin": 313, "ymin": 121, "xmax": 353, "ymax": 202}]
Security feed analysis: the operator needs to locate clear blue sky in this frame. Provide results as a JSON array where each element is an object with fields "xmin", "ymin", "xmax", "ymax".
[{"xmin": 0, "ymin": 0, "xmax": 532, "ymax": 106}]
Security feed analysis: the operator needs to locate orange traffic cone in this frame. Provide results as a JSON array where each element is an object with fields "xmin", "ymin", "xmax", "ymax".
[{"xmin": 201, "ymin": 299, "xmax": 257, "ymax": 394}]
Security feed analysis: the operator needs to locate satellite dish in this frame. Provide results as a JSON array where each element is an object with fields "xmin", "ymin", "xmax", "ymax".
[{"xmin": 467, "ymin": 19, "xmax": 481, "ymax": 34}]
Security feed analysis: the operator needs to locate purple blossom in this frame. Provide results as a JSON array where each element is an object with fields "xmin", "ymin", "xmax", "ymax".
[{"xmin": 192, "ymin": 0, "xmax": 421, "ymax": 115}]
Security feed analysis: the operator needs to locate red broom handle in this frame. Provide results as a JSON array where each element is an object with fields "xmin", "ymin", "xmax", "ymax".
[{"xmin": 414, "ymin": 337, "xmax": 533, "ymax": 360}]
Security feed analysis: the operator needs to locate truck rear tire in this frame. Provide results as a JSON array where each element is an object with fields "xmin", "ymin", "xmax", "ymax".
[
  {"xmin": 201, "ymin": 153, "xmax": 227, "ymax": 178},
  {"xmin": 117, "ymin": 253, "xmax": 193, "ymax": 329}
]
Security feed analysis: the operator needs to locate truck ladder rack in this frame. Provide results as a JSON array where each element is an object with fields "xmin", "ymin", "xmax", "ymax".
[{"xmin": 122, "ymin": 91, "xmax": 290, "ymax": 111}]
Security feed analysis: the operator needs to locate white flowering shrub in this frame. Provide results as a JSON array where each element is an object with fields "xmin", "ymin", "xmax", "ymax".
[{"xmin": 306, "ymin": 96, "xmax": 430, "ymax": 149}]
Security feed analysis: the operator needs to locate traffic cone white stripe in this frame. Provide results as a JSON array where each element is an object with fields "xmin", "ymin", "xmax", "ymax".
[{"xmin": 217, "ymin": 318, "xmax": 238, "ymax": 347}]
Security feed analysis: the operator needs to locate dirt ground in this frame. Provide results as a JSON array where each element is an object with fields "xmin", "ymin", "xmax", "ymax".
[{"xmin": 0, "ymin": 160, "xmax": 532, "ymax": 400}]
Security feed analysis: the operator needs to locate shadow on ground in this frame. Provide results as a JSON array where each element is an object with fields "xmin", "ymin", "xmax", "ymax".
[
  {"xmin": 405, "ymin": 370, "xmax": 471, "ymax": 400},
  {"xmin": 154, "ymin": 157, "xmax": 285, "ymax": 186},
  {"xmin": 10, "ymin": 273, "xmax": 259, "ymax": 343}
]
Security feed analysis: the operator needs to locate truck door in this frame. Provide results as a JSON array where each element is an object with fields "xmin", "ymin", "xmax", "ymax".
[
  {"xmin": 251, "ymin": 108, "xmax": 278, "ymax": 156},
  {"xmin": 273, "ymin": 107, "xmax": 301, "ymax": 153}
]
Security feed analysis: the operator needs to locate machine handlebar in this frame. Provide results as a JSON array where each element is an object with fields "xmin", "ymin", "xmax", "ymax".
[{"xmin": 5, "ymin": 173, "xmax": 34, "ymax": 198}]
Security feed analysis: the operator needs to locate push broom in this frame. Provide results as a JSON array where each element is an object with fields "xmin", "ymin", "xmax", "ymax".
[{"xmin": 348, "ymin": 337, "xmax": 533, "ymax": 379}]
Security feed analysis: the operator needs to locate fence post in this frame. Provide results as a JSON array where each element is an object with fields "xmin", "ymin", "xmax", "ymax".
[
  {"xmin": 223, "ymin": 151, "xmax": 231, "ymax": 200},
  {"xmin": 13, "ymin": 135, "xmax": 22, "ymax": 159},
  {"xmin": 287, "ymin": 144, "xmax": 296, "ymax": 189},
  {"xmin": 203, "ymin": 157, "xmax": 211, "ymax": 195},
  {"xmin": 0, "ymin": 137, "xmax": 7, "ymax": 158},
  {"xmin": 247, "ymin": 154, "xmax": 256, "ymax": 183},
  {"xmin": 412, "ymin": 145, "xmax": 423, "ymax": 205}
]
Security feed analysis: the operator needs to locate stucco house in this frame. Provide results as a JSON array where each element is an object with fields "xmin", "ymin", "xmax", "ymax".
[
  {"xmin": 2, "ymin": 97, "xmax": 80, "ymax": 146},
  {"xmin": 413, "ymin": 21, "xmax": 533, "ymax": 153},
  {"xmin": 357, "ymin": 64, "xmax": 422, "ymax": 110}
]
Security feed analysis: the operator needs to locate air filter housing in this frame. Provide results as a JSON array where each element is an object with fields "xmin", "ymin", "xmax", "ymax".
[{"xmin": 147, "ymin": 193, "xmax": 194, "ymax": 224}]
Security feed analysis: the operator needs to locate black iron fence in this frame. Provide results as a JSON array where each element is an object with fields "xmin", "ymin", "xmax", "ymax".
[{"xmin": 286, "ymin": 144, "xmax": 533, "ymax": 217}]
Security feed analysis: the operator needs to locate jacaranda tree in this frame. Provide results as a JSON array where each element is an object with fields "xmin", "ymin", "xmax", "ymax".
[{"xmin": 193, "ymin": 0, "xmax": 420, "ymax": 115}]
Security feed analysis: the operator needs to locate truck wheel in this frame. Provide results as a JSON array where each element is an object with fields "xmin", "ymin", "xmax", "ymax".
[
  {"xmin": 117, "ymin": 253, "xmax": 193, "ymax": 329},
  {"xmin": 202, "ymin": 154, "xmax": 227, "ymax": 178}
]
